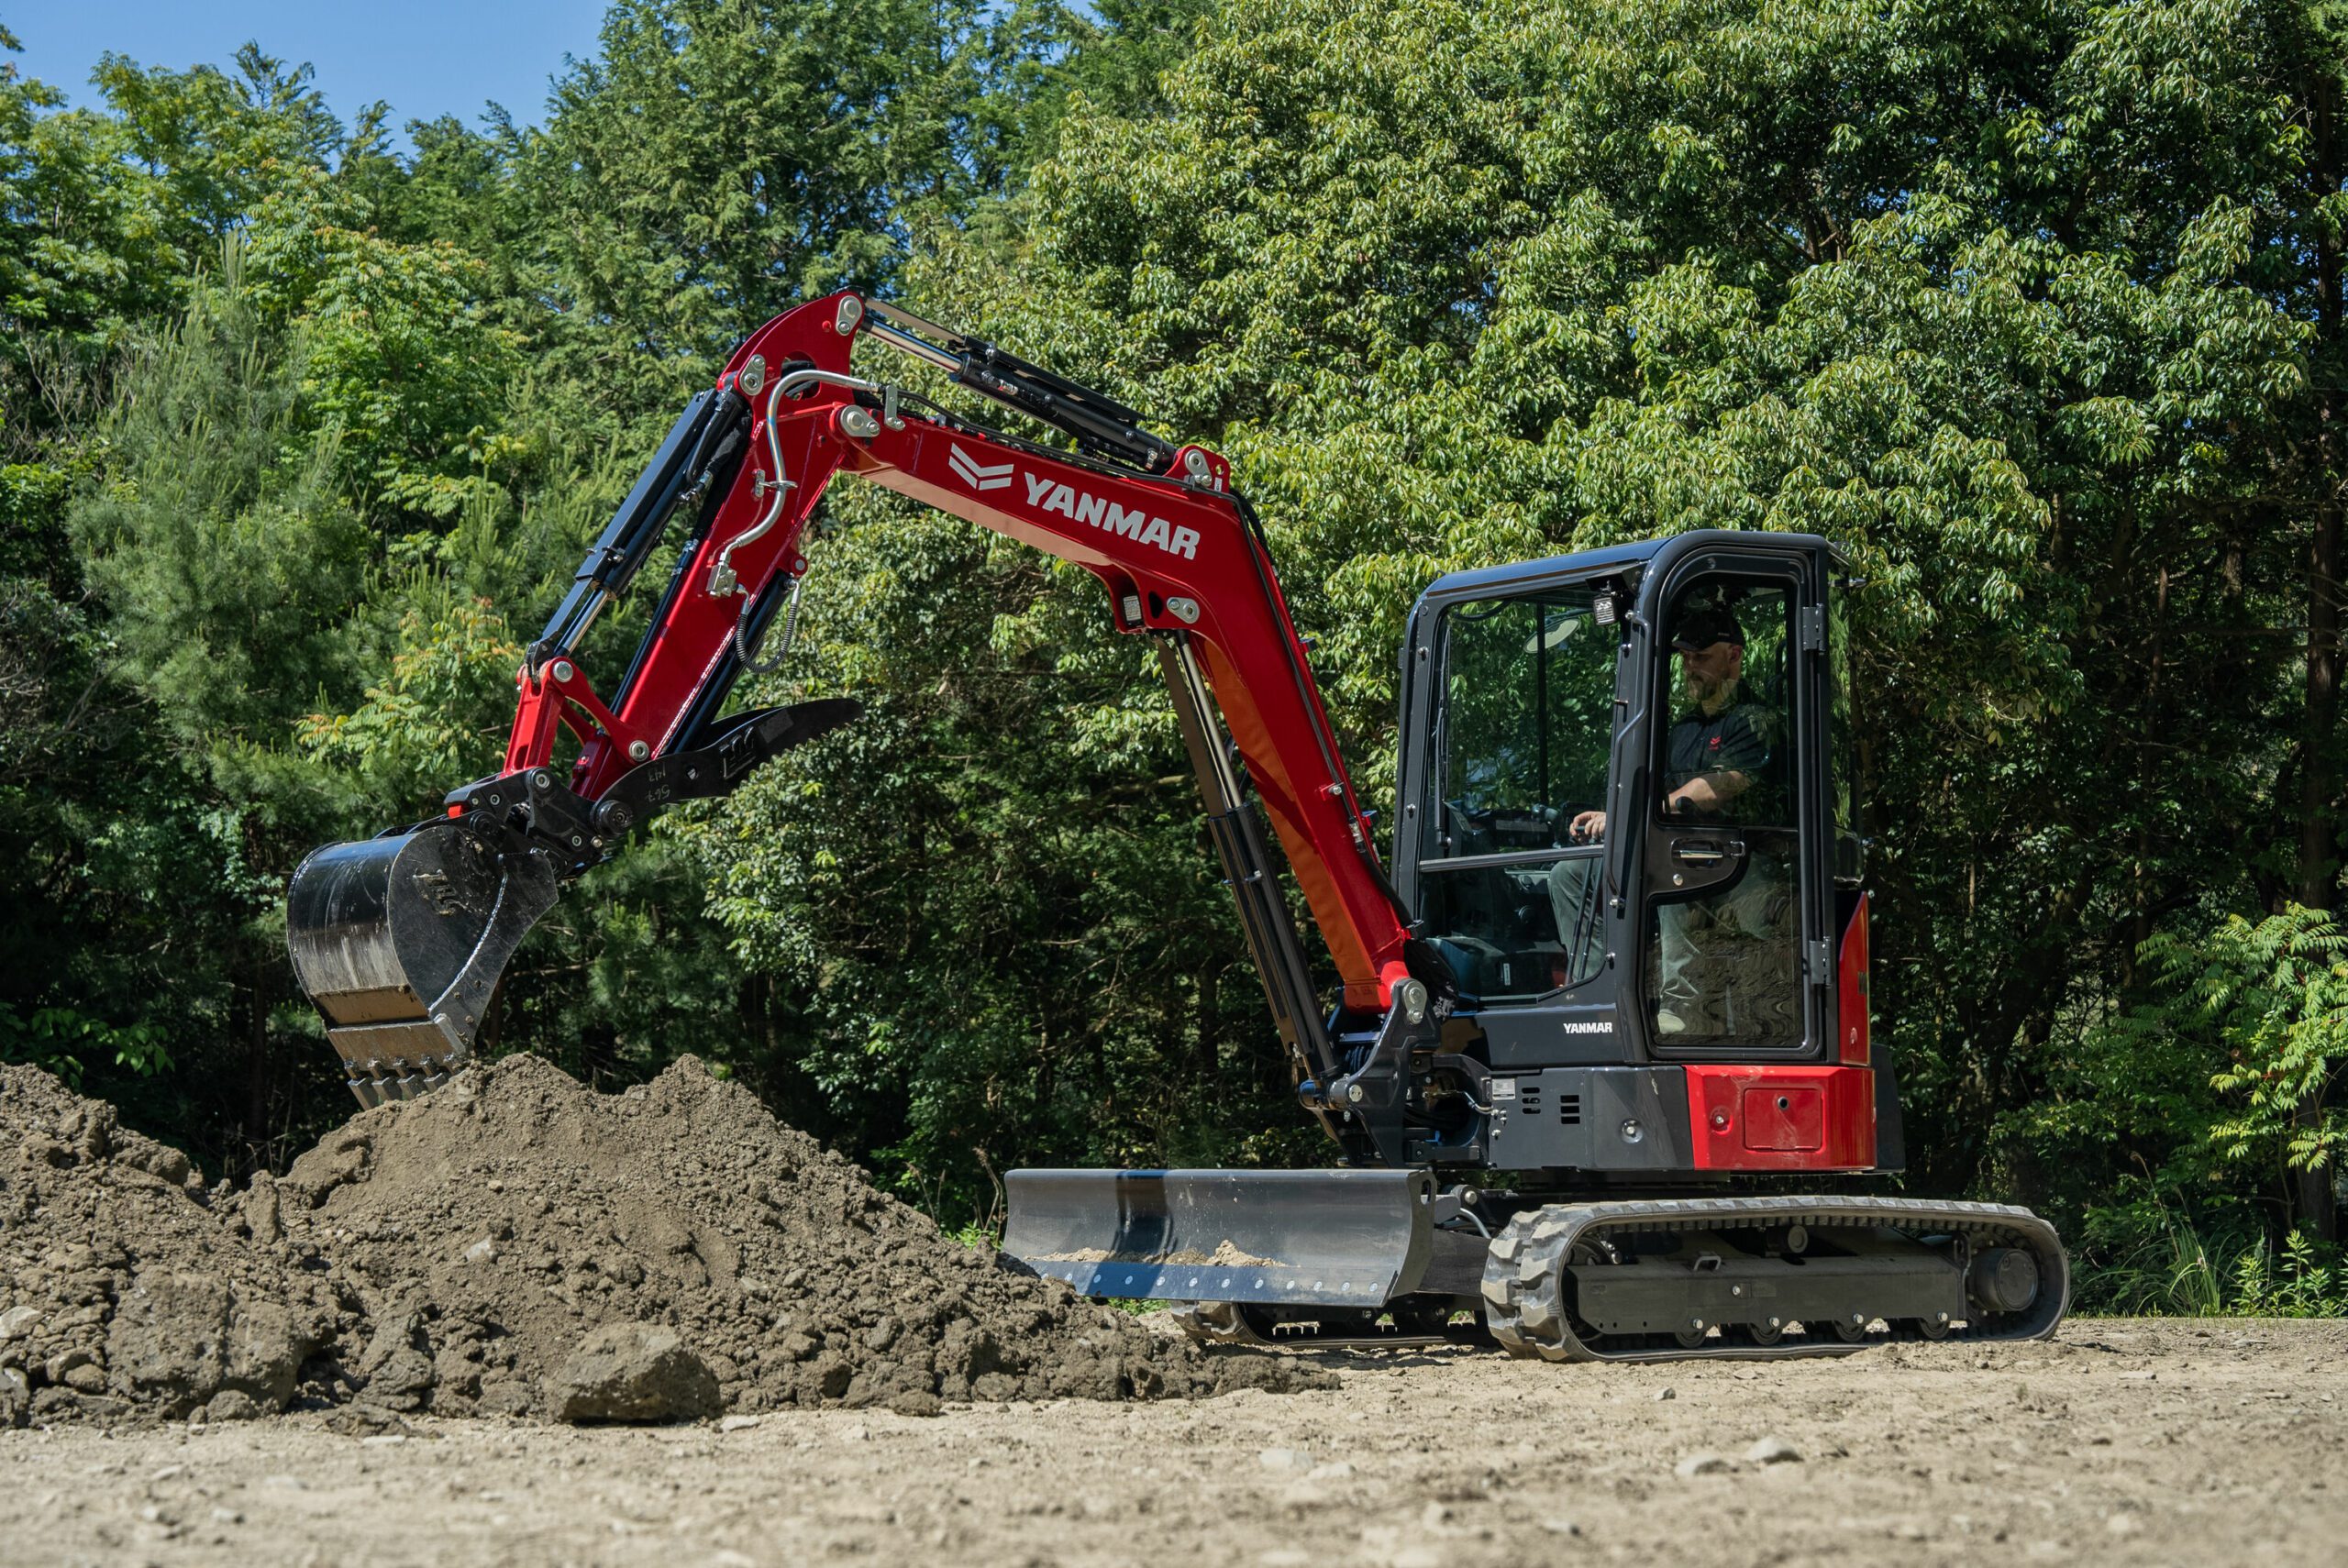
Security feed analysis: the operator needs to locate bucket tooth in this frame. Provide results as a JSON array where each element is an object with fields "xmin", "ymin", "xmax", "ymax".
[{"xmin": 286, "ymin": 821, "xmax": 561, "ymax": 1106}]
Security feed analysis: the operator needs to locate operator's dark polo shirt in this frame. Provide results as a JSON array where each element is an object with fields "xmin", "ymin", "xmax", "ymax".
[{"xmin": 1665, "ymin": 701, "xmax": 1771, "ymax": 794}]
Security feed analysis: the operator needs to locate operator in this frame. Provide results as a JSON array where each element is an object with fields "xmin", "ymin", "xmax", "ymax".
[
  {"xmin": 1568, "ymin": 608, "xmax": 1765, "ymax": 837},
  {"xmin": 1564, "ymin": 608, "xmax": 1783, "ymax": 1034}
]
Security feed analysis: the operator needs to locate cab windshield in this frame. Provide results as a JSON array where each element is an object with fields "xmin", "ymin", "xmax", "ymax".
[{"xmin": 1419, "ymin": 589, "xmax": 1618, "ymax": 1000}]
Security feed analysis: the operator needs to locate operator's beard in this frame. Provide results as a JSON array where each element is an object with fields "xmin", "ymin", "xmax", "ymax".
[{"xmin": 1684, "ymin": 669, "xmax": 1735, "ymax": 712}]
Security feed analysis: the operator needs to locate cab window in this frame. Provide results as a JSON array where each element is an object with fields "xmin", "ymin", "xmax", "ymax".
[{"xmin": 1418, "ymin": 590, "xmax": 1617, "ymax": 1001}]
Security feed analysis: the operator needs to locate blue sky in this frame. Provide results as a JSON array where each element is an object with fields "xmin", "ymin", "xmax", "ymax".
[{"xmin": 6, "ymin": 2, "xmax": 610, "ymax": 145}]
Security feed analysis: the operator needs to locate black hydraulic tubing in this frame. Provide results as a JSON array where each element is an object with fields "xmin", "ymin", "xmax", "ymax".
[
  {"xmin": 532, "ymin": 389, "xmax": 746, "ymax": 675},
  {"xmin": 892, "ymin": 389, "xmax": 1185, "ymax": 495},
  {"xmin": 951, "ymin": 347, "xmax": 1177, "ymax": 471},
  {"xmin": 862, "ymin": 299, "xmax": 1177, "ymax": 471},
  {"xmin": 673, "ymin": 569, "xmax": 795, "ymax": 753},
  {"xmin": 1156, "ymin": 635, "xmax": 1340, "ymax": 1087},
  {"xmin": 606, "ymin": 415, "xmax": 752, "ymax": 719}
]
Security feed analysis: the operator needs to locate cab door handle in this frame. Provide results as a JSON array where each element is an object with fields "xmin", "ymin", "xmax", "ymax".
[{"xmin": 1673, "ymin": 842, "xmax": 1729, "ymax": 866}]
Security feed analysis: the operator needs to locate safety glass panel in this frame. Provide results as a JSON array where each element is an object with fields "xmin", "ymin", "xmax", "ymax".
[
  {"xmin": 1419, "ymin": 853, "xmax": 1606, "ymax": 1003},
  {"xmin": 1645, "ymin": 577, "xmax": 1801, "ymax": 1046},
  {"xmin": 1830, "ymin": 580, "xmax": 1864, "ymax": 881},
  {"xmin": 1432, "ymin": 591, "xmax": 1617, "ymax": 856},
  {"xmin": 1828, "ymin": 590, "xmax": 1853, "ymax": 834},
  {"xmin": 1420, "ymin": 588, "xmax": 1619, "ymax": 1002},
  {"xmin": 1652, "ymin": 583, "xmax": 1792, "ymax": 830}
]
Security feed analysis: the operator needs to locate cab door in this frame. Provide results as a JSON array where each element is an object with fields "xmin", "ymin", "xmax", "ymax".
[{"xmin": 1634, "ymin": 546, "xmax": 1834, "ymax": 1060}]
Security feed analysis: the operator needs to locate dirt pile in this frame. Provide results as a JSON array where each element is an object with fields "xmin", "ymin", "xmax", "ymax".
[
  {"xmin": 0, "ymin": 1066, "xmax": 335, "ymax": 1427},
  {"xmin": 3, "ymin": 1055, "xmax": 1324, "ymax": 1428},
  {"xmin": 276, "ymin": 1054, "xmax": 1324, "ymax": 1418}
]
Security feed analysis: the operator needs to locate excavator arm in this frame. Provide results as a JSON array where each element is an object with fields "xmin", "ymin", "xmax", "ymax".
[{"xmin": 288, "ymin": 292, "xmax": 1443, "ymax": 1132}]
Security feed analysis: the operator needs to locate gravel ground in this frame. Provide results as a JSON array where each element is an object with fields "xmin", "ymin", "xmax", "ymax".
[{"xmin": 3, "ymin": 1317, "xmax": 2342, "ymax": 1567}]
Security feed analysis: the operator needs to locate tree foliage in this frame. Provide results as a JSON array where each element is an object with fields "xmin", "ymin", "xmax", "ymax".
[{"xmin": 0, "ymin": 4, "xmax": 2343, "ymax": 1289}]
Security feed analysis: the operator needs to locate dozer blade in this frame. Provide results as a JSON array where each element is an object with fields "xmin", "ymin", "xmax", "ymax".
[
  {"xmin": 286, "ymin": 822, "xmax": 560, "ymax": 1108},
  {"xmin": 1004, "ymin": 1167, "xmax": 1435, "ymax": 1308}
]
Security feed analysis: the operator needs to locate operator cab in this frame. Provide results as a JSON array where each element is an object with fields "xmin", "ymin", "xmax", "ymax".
[{"xmin": 1393, "ymin": 531, "xmax": 1879, "ymax": 1176}]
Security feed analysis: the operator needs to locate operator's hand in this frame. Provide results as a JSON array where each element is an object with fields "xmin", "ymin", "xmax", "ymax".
[{"xmin": 1570, "ymin": 809, "xmax": 1606, "ymax": 843}]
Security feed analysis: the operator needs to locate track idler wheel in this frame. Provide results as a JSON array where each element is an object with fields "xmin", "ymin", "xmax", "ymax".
[{"xmin": 286, "ymin": 821, "xmax": 560, "ymax": 1107}]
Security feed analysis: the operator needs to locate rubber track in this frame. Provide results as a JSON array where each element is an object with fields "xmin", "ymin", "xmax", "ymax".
[{"xmin": 1480, "ymin": 1195, "xmax": 2070, "ymax": 1364}]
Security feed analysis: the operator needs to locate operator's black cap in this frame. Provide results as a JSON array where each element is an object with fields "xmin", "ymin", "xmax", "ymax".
[{"xmin": 1671, "ymin": 609, "xmax": 1745, "ymax": 650}]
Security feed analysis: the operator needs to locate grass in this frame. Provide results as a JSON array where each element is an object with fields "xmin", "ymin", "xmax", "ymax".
[{"xmin": 2077, "ymin": 1211, "xmax": 2348, "ymax": 1318}]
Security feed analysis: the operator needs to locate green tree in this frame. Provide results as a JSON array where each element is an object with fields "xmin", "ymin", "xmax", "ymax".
[
  {"xmin": 701, "ymin": 0, "xmax": 2348, "ymax": 1235},
  {"xmin": 519, "ymin": 0, "xmax": 1003, "ymax": 417},
  {"xmin": 36, "ymin": 281, "xmax": 363, "ymax": 1165}
]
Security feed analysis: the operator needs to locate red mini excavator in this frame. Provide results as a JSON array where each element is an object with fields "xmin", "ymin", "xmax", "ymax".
[{"xmin": 286, "ymin": 291, "xmax": 2067, "ymax": 1362}]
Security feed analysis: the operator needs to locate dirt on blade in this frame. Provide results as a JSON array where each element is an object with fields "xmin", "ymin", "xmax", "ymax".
[{"xmin": 0, "ymin": 1056, "xmax": 1325, "ymax": 1429}]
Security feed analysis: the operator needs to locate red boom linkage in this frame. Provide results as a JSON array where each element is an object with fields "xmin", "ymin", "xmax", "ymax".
[
  {"xmin": 287, "ymin": 290, "xmax": 1445, "ymax": 1115},
  {"xmin": 508, "ymin": 291, "xmax": 1414, "ymax": 1015}
]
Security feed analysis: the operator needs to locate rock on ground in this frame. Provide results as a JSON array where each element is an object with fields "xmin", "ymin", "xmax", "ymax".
[{"xmin": 550, "ymin": 1323, "xmax": 721, "ymax": 1423}]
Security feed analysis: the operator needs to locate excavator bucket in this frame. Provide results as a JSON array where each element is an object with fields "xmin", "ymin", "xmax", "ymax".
[
  {"xmin": 287, "ymin": 701, "xmax": 862, "ymax": 1108},
  {"xmin": 286, "ymin": 822, "xmax": 560, "ymax": 1108},
  {"xmin": 1003, "ymin": 1168, "xmax": 1436, "ymax": 1308}
]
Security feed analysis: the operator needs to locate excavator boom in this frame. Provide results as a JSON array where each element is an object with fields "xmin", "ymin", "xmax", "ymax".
[{"xmin": 288, "ymin": 292, "xmax": 1433, "ymax": 1118}]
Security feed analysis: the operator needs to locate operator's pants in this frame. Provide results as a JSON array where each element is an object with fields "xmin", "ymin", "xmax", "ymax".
[{"xmin": 1652, "ymin": 854, "xmax": 1790, "ymax": 1036}]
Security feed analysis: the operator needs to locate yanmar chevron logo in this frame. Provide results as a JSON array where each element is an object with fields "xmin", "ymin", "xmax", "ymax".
[
  {"xmin": 942, "ymin": 444, "xmax": 1204, "ymax": 560},
  {"xmin": 947, "ymin": 442, "xmax": 1013, "ymax": 491}
]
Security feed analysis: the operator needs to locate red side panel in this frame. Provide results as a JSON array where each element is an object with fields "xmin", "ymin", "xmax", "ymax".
[
  {"xmin": 1838, "ymin": 891, "xmax": 1870, "ymax": 1065},
  {"xmin": 1685, "ymin": 1065, "xmax": 1875, "ymax": 1172},
  {"xmin": 1682, "ymin": 897, "xmax": 1877, "ymax": 1170}
]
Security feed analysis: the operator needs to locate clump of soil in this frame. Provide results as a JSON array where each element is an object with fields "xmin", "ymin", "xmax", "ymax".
[
  {"xmin": 0, "ymin": 1066, "xmax": 335, "ymax": 1427},
  {"xmin": 1, "ymin": 1055, "xmax": 1325, "ymax": 1429}
]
